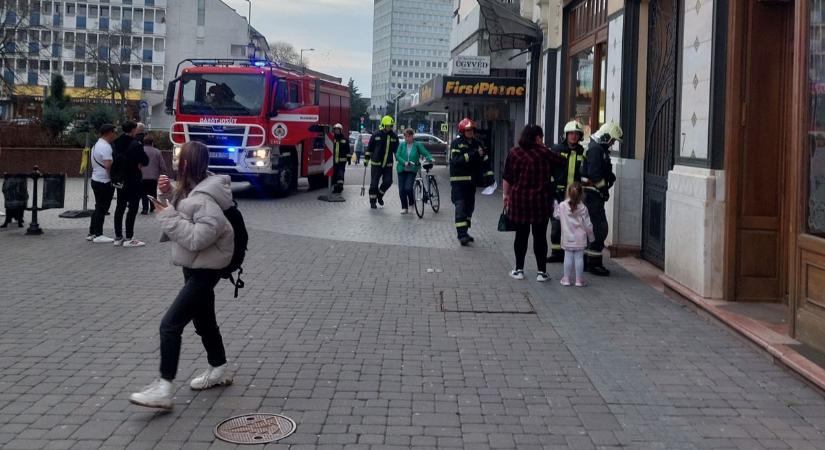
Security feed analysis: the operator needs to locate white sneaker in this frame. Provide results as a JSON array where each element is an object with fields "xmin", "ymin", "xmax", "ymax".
[
  {"xmin": 122, "ymin": 239, "xmax": 146, "ymax": 248},
  {"xmin": 113, "ymin": 238, "xmax": 124, "ymax": 247},
  {"xmin": 85, "ymin": 234, "xmax": 94, "ymax": 241},
  {"xmin": 189, "ymin": 364, "xmax": 233, "ymax": 391},
  {"xmin": 537, "ymin": 272, "xmax": 551, "ymax": 282},
  {"xmin": 509, "ymin": 269, "xmax": 525, "ymax": 280},
  {"xmin": 129, "ymin": 379, "xmax": 174, "ymax": 410},
  {"xmin": 92, "ymin": 235, "xmax": 114, "ymax": 244},
  {"xmin": 400, "ymin": 209, "xmax": 408, "ymax": 214}
]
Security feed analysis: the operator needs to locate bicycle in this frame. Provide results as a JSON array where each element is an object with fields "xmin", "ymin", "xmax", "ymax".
[{"xmin": 413, "ymin": 161, "xmax": 440, "ymax": 218}]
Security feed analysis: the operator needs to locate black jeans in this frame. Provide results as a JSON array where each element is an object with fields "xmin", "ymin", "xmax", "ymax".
[
  {"xmin": 114, "ymin": 186, "xmax": 141, "ymax": 239},
  {"xmin": 332, "ymin": 163, "xmax": 346, "ymax": 194},
  {"xmin": 140, "ymin": 179, "xmax": 159, "ymax": 213},
  {"xmin": 159, "ymin": 268, "xmax": 226, "ymax": 381},
  {"xmin": 89, "ymin": 180, "xmax": 114, "ymax": 237},
  {"xmin": 397, "ymin": 170, "xmax": 416, "ymax": 209},
  {"xmin": 513, "ymin": 219, "xmax": 549, "ymax": 273}
]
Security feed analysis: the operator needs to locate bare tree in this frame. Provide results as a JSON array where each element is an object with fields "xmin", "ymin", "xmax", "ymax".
[
  {"xmin": 267, "ymin": 41, "xmax": 303, "ymax": 65},
  {"xmin": 0, "ymin": 0, "xmax": 34, "ymax": 92},
  {"xmin": 80, "ymin": 25, "xmax": 156, "ymax": 115}
]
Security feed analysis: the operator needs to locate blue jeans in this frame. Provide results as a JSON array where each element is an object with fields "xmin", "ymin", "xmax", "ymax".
[{"xmin": 398, "ymin": 171, "xmax": 416, "ymax": 209}]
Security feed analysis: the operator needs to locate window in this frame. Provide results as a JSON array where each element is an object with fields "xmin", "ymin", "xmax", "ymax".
[
  {"xmin": 180, "ymin": 73, "xmax": 267, "ymax": 116},
  {"xmin": 66, "ymin": 3, "xmax": 75, "ymax": 15},
  {"xmin": 89, "ymin": 5, "xmax": 97, "ymax": 18},
  {"xmin": 74, "ymin": 73, "xmax": 84, "ymax": 88},
  {"xmin": 142, "ymin": 48, "xmax": 152, "ymax": 62},
  {"xmin": 807, "ymin": 0, "xmax": 825, "ymax": 236},
  {"xmin": 77, "ymin": 4, "xmax": 86, "ymax": 16},
  {"xmin": 101, "ymin": 6, "xmax": 109, "ymax": 17},
  {"xmin": 112, "ymin": 6, "xmax": 120, "ymax": 19},
  {"xmin": 197, "ymin": 0, "xmax": 205, "ymax": 26},
  {"xmin": 76, "ymin": 15, "xmax": 85, "ymax": 28},
  {"xmin": 144, "ymin": 20, "xmax": 153, "ymax": 34},
  {"xmin": 100, "ymin": 17, "xmax": 109, "ymax": 30},
  {"xmin": 154, "ymin": 38, "xmax": 164, "ymax": 52}
]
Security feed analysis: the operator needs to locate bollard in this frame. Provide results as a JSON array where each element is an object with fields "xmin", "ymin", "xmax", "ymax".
[{"xmin": 25, "ymin": 166, "xmax": 43, "ymax": 235}]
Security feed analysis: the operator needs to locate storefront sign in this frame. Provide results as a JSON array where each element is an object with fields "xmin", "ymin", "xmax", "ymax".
[
  {"xmin": 443, "ymin": 77, "xmax": 526, "ymax": 98},
  {"xmin": 452, "ymin": 56, "xmax": 491, "ymax": 76}
]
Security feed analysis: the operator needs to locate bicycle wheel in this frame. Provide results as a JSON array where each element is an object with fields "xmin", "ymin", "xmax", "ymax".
[
  {"xmin": 428, "ymin": 176, "xmax": 440, "ymax": 213},
  {"xmin": 413, "ymin": 179, "xmax": 425, "ymax": 218}
]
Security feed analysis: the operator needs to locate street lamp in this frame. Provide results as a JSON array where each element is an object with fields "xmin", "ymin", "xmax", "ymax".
[
  {"xmin": 299, "ymin": 48, "xmax": 315, "ymax": 67},
  {"xmin": 393, "ymin": 90, "xmax": 406, "ymax": 122},
  {"xmin": 243, "ymin": 0, "xmax": 252, "ymax": 44}
]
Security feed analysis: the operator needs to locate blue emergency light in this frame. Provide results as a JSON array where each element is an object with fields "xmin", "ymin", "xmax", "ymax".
[{"xmin": 228, "ymin": 147, "xmax": 237, "ymax": 153}]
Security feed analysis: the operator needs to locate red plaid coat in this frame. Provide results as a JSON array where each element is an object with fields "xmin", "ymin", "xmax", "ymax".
[{"xmin": 503, "ymin": 145, "xmax": 563, "ymax": 224}]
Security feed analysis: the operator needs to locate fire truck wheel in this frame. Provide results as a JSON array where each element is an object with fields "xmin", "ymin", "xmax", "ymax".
[{"xmin": 268, "ymin": 155, "xmax": 298, "ymax": 198}]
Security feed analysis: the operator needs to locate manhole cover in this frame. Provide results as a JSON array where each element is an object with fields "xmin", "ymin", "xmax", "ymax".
[{"xmin": 214, "ymin": 413, "xmax": 296, "ymax": 444}]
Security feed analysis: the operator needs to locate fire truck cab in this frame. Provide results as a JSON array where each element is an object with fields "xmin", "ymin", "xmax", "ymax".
[{"xmin": 165, "ymin": 59, "xmax": 350, "ymax": 196}]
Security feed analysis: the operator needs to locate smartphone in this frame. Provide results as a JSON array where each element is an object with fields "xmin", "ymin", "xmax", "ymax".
[{"xmin": 147, "ymin": 195, "xmax": 167, "ymax": 207}]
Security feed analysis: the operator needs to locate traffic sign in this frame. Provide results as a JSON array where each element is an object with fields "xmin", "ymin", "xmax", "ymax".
[
  {"xmin": 323, "ymin": 132, "xmax": 334, "ymax": 177},
  {"xmin": 139, "ymin": 100, "xmax": 149, "ymax": 109},
  {"xmin": 440, "ymin": 123, "xmax": 448, "ymax": 132}
]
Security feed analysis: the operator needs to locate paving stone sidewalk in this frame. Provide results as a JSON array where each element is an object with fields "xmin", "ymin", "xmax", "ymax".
[{"xmin": 0, "ymin": 171, "xmax": 824, "ymax": 449}]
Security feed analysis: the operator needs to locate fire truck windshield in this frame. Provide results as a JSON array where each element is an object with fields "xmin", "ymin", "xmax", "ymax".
[{"xmin": 180, "ymin": 73, "xmax": 265, "ymax": 117}]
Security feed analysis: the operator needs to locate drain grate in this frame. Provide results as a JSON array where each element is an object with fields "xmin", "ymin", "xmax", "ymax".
[
  {"xmin": 439, "ymin": 289, "xmax": 536, "ymax": 314},
  {"xmin": 214, "ymin": 413, "xmax": 296, "ymax": 445}
]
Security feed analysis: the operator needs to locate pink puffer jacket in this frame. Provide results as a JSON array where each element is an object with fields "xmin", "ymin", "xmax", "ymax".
[{"xmin": 553, "ymin": 200, "xmax": 595, "ymax": 251}]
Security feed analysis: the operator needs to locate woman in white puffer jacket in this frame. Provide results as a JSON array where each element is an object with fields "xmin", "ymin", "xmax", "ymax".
[{"xmin": 129, "ymin": 141, "xmax": 235, "ymax": 410}]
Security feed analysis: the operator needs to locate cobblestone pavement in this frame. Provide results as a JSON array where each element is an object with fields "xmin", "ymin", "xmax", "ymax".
[{"xmin": 1, "ymin": 170, "xmax": 825, "ymax": 449}]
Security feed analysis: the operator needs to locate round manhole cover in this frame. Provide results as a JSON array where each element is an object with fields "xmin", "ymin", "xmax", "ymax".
[{"xmin": 214, "ymin": 413, "xmax": 296, "ymax": 444}]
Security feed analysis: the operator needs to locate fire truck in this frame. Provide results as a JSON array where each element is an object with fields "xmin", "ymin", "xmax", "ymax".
[{"xmin": 164, "ymin": 59, "xmax": 350, "ymax": 196}]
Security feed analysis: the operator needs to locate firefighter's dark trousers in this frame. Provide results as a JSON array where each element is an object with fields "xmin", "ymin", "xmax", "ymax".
[
  {"xmin": 332, "ymin": 162, "xmax": 346, "ymax": 194},
  {"xmin": 584, "ymin": 189, "xmax": 609, "ymax": 257},
  {"xmin": 550, "ymin": 216, "xmax": 563, "ymax": 253},
  {"xmin": 451, "ymin": 181, "xmax": 476, "ymax": 238},
  {"xmin": 369, "ymin": 165, "xmax": 393, "ymax": 205}
]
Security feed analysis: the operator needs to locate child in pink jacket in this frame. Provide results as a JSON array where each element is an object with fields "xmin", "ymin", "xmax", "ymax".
[{"xmin": 553, "ymin": 183, "xmax": 595, "ymax": 286}]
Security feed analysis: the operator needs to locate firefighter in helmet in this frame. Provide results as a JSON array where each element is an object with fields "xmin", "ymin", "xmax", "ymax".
[
  {"xmin": 331, "ymin": 123, "xmax": 350, "ymax": 196},
  {"xmin": 581, "ymin": 121, "xmax": 622, "ymax": 276},
  {"xmin": 548, "ymin": 120, "xmax": 586, "ymax": 263},
  {"xmin": 450, "ymin": 118, "xmax": 485, "ymax": 246},
  {"xmin": 365, "ymin": 115, "xmax": 400, "ymax": 209}
]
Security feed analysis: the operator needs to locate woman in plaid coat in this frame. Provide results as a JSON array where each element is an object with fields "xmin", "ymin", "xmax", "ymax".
[{"xmin": 502, "ymin": 125, "xmax": 563, "ymax": 282}]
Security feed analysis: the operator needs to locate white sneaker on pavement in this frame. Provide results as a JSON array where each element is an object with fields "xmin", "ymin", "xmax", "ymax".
[
  {"xmin": 189, "ymin": 364, "xmax": 233, "ymax": 390},
  {"xmin": 400, "ymin": 209, "xmax": 408, "ymax": 214},
  {"xmin": 129, "ymin": 379, "xmax": 174, "ymax": 410},
  {"xmin": 92, "ymin": 235, "xmax": 114, "ymax": 244},
  {"xmin": 509, "ymin": 269, "xmax": 525, "ymax": 280},
  {"xmin": 536, "ymin": 272, "xmax": 551, "ymax": 282},
  {"xmin": 113, "ymin": 238, "xmax": 124, "ymax": 247},
  {"xmin": 85, "ymin": 234, "xmax": 94, "ymax": 241},
  {"xmin": 122, "ymin": 239, "xmax": 146, "ymax": 248}
]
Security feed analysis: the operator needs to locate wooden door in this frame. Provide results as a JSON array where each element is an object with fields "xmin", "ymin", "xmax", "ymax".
[
  {"xmin": 642, "ymin": 0, "xmax": 679, "ymax": 268},
  {"xmin": 732, "ymin": 0, "xmax": 792, "ymax": 302}
]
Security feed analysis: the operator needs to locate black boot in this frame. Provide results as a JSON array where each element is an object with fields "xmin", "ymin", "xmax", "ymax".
[
  {"xmin": 547, "ymin": 250, "xmax": 565, "ymax": 263},
  {"xmin": 587, "ymin": 255, "xmax": 610, "ymax": 277},
  {"xmin": 459, "ymin": 235, "xmax": 472, "ymax": 246}
]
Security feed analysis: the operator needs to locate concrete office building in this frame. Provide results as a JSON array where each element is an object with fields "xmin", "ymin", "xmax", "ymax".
[
  {"xmin": 1, "ymin": 0, "xmax": 168, "ymax": 119},
  {"xmin": 369, "ymin": 0, "xmax": 453, "ymax": 119}
]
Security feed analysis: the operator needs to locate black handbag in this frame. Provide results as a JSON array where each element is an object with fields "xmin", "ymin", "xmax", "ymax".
[{"xmin": 498, "ymin": 208, "xmax": 516, "ymax": 232}]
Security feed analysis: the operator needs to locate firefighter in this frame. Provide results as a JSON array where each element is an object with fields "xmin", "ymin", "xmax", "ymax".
[
  {"xmin": 331, "ymin": 123, "xmax": 350, "ymax": 196},
  {"xmin": 548, "ymin": 120, "xmax": 586, "ymax": 263},
  {"xmin": 365, "ymin": 115, "xmax": 400, "ymax": 209},
  {"xmin": 450, "ymin": 118, "xmax": 485, "ymax": 246},
  {"xmin": 581, "ymin": 121, "xmax": 622, "ymax": 276}
]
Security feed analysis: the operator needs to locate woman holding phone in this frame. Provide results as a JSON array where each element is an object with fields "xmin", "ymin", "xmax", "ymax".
[{"xmin": 129, "ymin": 141, "xmax": 235, "ymax": 410}]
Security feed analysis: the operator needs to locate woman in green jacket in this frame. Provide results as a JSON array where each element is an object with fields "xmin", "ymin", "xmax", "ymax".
[{"xmin": 396, "ymin": 128, "xmax": 433, "ymax": 214}]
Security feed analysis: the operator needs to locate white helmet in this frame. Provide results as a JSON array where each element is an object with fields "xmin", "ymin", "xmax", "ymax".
[{"xmin": 333, "ymin": 123, "xmax": 343, "ymax": 130}]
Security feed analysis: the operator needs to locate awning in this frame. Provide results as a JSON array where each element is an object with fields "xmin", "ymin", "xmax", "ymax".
[{"xmin": 477, "ymin": 0, "xmax": 543, "ymax": 51}]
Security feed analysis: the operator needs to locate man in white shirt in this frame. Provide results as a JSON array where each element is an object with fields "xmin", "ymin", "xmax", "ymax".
[{"xmin": 87, "ymin": 124, "xmax": 117, "ymax": 243}]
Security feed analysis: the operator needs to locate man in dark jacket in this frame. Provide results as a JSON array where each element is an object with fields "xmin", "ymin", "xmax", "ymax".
[
  {"xmin": 450, "ymin": 118, "xmax": 485, "ymax": 246},
  {"xmin": 331, "ymin": 123, "xmax": 350, "ymax": 196},
  {"xmin": 580, "ymin": 122, "xmax": 622, "ymax": 276},
  {"xmin": 548, "ymin": 120, "xmax": 586, "ymax": 263},
  {"xmin": 365, "ymin": 116, "xmax": 400, "ymax": 209},
  {"xmin": 112, "ymin": 121, "xmax": 149, "ymax": 247}
]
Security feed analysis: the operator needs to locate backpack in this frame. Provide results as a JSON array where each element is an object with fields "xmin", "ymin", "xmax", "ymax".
[
  {"xmin": 221, "ymin": 202, "xmax": 248, "ymax": 298},
  {"xmin": 109, "ymin": 148, "xmax": 128, "ymax": 189}
]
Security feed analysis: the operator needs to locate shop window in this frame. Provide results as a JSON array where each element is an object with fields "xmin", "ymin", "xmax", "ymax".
[
  {"xmin": 807, "ymin": 0, "xmax": 825, "ymax": 236},
  {"xmin": 570, "ymin": 47, "xmax": 595, "ymax": 136}
]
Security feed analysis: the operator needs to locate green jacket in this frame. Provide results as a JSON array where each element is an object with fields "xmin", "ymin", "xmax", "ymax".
[{"xmin": 395, "ymin": 141, "xmax": 433, "ymax": 173}]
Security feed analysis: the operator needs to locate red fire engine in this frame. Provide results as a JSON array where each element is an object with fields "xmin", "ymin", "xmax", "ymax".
[{"xmin": 164, "ymin": 59, "xmax": 350, "ymax": 196}]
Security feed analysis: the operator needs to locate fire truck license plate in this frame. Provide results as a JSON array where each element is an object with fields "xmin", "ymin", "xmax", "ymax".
[{"xmin": 209, "ymin": 152, "xmax": 229, "ymax": 159}]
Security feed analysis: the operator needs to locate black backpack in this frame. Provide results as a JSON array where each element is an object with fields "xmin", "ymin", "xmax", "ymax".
[
  {"xmin": 109, "ymin": 148, "xmax": 128, "ymax": 188},
  {"xmin": 221, "ymin": 202, "xmax": 248, "ymax": 298}
]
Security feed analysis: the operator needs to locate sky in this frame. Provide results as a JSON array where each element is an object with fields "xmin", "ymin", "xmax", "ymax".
[{"xmin": 222, "ymin": 0, "xmax": 374, "ymax": 98}]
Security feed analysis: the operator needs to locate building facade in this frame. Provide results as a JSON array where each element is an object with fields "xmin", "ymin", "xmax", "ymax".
[
  {"xmin": 1, "ymin": 0, "xmax": 168, "ymax": 118},
  {"xmin": 369, "ymin": 0, "xmax": 453, "ymax": 119},
  {"xmin": 524, "ymin": 0, "xmax": 825, "ymax": 353}
]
